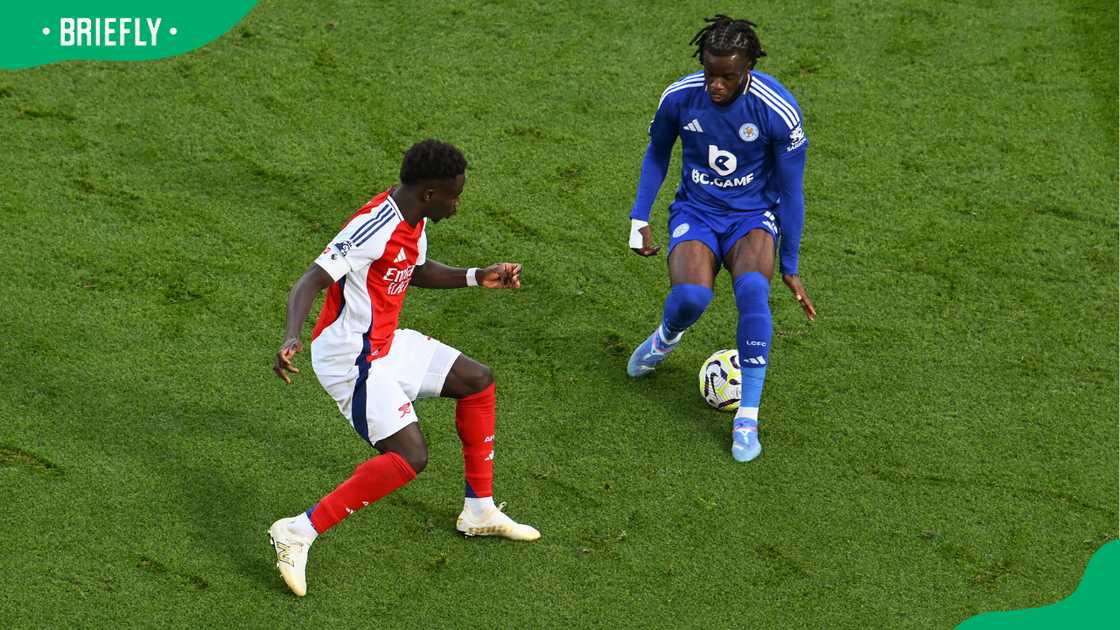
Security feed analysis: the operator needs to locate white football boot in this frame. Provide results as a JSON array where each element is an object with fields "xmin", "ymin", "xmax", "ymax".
[
  {"xmin": 456, "ymin": 502, "xmax": 541, "ymax": 541},
  {"xmin": 268, "ymin": 517, "xmax": 314, "ymax": 596}
]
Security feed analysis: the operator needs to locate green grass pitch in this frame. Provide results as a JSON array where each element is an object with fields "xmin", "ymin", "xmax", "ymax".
[{"xmin": 0, "ymin": 1, "xmax": 1116, "ymax": 627}]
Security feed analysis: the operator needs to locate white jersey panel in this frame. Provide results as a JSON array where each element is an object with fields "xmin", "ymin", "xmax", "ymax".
[
  {"xmin": 314, "ymin": 200, "xmax": 402, "ymax": 281},
  {"xmin": 310, "ymin": 264, "xmax": 373, "ymax": 379}
]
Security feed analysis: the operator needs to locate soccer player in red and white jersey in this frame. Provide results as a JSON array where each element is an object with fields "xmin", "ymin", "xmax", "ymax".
[{"xmin": 267, "ymin": 140, "xmax": 539, "ymax": 598}]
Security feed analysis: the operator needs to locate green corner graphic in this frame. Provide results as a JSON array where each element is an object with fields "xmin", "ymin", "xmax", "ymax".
[
  {"xmin": 0, "ymin": 2, "xmax": 257, "ymax": 70},
  {"xmin": 957, "ymin": 540, "xmax": 1120, "ymax": 629}
]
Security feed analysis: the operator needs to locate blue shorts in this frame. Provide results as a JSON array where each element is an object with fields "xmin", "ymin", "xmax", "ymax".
[{"xmin": 666, "ymin": 203, "xmax": 779, "ymax": 264}]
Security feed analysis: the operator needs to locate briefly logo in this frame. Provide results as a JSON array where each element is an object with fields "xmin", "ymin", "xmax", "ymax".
[
  {"xmin": 672, "ymin": 223, "xmax": 690, "ymax": 238},
  {"xmin": 330, "ymin": 240, "xmax": 353, "ymax": 260},
  {"xmin": 708, "ymin": 144, "xmax": 737, "ymax": 176},
  {"xmin": 739, "ymin": 123, "xmax": 759, "ymax": 142},
  {"xmin": 398, "ymin": 402, "xmax": 412, "ymax": 418},
  {"xmin": 786, "ymin": 125, "xmax": 807, "ymax": 152},
  {"xmin": 54, "ymin": 18, "xmax": 173, "ymax": 48},
  {"xmin": 683, "ymin": 118, "xmax": 704, "ymax": 133}
]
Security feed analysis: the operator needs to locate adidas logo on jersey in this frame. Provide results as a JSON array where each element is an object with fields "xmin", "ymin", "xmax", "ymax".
[
  {"xmin": 683, "ymin": 118, "xmax": 704, "ymax": 133},
  {"xmin": 393, "ymin": 248, "xmax": 407, "ymax": 263}
]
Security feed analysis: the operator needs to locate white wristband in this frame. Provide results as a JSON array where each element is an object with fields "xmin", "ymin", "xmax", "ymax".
[
  {"xmin": 628, "ymin": 219, "xmax": 649, "ymax": 249},
  {"xmin": 465, "ymin": 267, "xmax": 479, "ymax": 287}
]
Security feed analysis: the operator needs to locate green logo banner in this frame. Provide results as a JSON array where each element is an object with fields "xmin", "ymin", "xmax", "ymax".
[
  {"xmin": 957, "ymin": 540, "xmax": 1119, "ymax": 629},
  {"xmin": 0, "ymin": 1, "xmax": 258, "ymax": 70}
]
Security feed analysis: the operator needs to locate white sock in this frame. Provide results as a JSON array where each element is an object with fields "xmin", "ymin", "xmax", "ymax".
[
  {"xmin": 657, "ymin": 324, "xmax": 682, "ymax": 346},
  {"xmin": 735, "ymin": 406, "xmax": 759, "ymax": 426},
  {"xmin": 291, "ymin": 512, "xmax": 319, "ymax": 541},
  {"xmin": 465, "ymin": 496, "xmax": 496, "ymax": 517}
]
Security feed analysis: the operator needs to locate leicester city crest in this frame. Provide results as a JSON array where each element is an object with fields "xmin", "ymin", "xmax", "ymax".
[{"xmin": 739, "ymin": 123, "xmax": 760, "ymax": 142}]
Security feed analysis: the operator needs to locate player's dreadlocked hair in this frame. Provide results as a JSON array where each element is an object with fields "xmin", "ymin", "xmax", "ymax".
[
  {"xmin": 399, "ymin": 139, "xmax": 467, "ymax": 185},
  {"xmin": 690, "ymin": 15, "xmax": 767, "ymax": 68}
]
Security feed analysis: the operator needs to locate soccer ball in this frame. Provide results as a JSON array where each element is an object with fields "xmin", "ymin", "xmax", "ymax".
[{"xmin": 699, "ymin": 349, "xmax": 741, "ymax": 411}]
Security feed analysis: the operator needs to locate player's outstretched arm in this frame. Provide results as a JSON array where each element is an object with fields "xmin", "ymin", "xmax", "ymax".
[
  {"xmin": 773, "ymin": 150, "xmax": 816, "ymax": 321},
  {"xmin": 628, "ymin": 89, "xmax": 679, "ymax": 257},
  {"xmin": 274, "ymin": 263, "xmax": 333, "ymax": 384},
  {"xmin": 412, "ymin": 260, "xmax": 522, "ymax": 289}
]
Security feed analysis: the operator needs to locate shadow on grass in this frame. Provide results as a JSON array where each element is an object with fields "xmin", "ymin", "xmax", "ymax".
[
  {"xmin": 170, "ymin": 459, "xmax": 287, "ymax": 593},
  {"xmin": 593, "ymin": 337, "xmax": 730, "ymax": 453},
  {"xmin": 50, "ymin": 388, "xmax": 298, "ymax": 593}
]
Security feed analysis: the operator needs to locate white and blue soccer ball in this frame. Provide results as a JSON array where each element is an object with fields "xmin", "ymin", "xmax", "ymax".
[{"xmin": 699, "ymin": 349, "xmax": 741, "ymax": 411}]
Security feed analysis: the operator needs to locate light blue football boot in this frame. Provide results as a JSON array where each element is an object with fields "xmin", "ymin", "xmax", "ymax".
[
  {"xmin": 626, "ymin": 326, "xmax": 680, "ymax": 378},
  {"xmin": 731, "ymin": 418, "xmax": 762, "ymax": 462}
]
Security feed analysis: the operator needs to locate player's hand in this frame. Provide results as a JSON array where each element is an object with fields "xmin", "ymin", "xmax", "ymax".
[
  {"xmin": 274, "ymin": 337, "xmax": 303, "ymax": 384},
  {"xmin": 782, "ymin": 274, "xmax": 816, "ymax": 321},
  {"xmin": 479, "ymin": 263, "xmax": 522, "ymax": 289},
  {"xmin": 630, "ymin": 224, "xmax": 661, "ymax": 257}
]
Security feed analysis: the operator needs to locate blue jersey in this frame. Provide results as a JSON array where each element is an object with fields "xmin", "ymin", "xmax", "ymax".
[{"xmin": 630, "ymin": 70, "xmax": 809, "ymax": 274}]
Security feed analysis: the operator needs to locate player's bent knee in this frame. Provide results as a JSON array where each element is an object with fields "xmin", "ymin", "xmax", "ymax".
[
  {"xmin": 464, "ymin": 362, "xmax": 494, "ymax": 394},
  {"xmin": 406, "ymin": 451, "xmax": 428, "ymax": 475},
  {"xmin": 391, "ymin": 446, "xmax": 426, "ymax": 475},
  {"xmin": 671, "ymin": 284, "xmax": 714, "ymax": 318},
  {"xmin": 374, "ymin": 427, "xmax": 429, "ymax": 474},
  {"xmin": 732, "ymin": 272, "xmax": 770, "ymax": 312}
]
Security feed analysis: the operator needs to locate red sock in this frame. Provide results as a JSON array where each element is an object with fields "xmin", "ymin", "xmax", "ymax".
[
  {"xmin": 308, "ymin": 451, "xmax": 416, "ymax": 534},
  {"xmin": 456, "ymin": 383, "xmax": 495, "ymax": 498}
]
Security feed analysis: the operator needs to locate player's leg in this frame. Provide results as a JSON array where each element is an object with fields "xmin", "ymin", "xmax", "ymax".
[
  {"xmin": 268, "ymin": 371, "xmax": 421, "ymax": 596},
  {"xmin": 440, "ymin": 354, "xmax": 498, "ymax": 506},
  {"xmin": 627, "ymin": 213, "xmax": 719, "ymax": 377},
  {"xmin": 436, "ymin": 353, "xmax": 539, "ymax": 541},
  {"xmin": 723, "ymin": 226, "xmax": 776, "ymax": 462},
  {"xmin": 306, "ymin": 373, "xmax": 423, "ymax": 533},
  {"xmin": 396, "ymin": 331, "xmax": 496, "ymax": 512},
  {"xmin": 299, "ymin": 421, "xmax": 424, "ymax": 534},
  {"xmin": 665, "ymin": 240, "xmax": 719, "ymax": 339}
]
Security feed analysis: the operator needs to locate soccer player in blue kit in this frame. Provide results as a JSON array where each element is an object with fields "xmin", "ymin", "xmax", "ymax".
[{"xmin": 626, "ymin": 15, "xmax": 817, "ymax": 462}]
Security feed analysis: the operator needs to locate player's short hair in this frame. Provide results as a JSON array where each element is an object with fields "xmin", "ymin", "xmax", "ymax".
[
  {"xmin": 690, "ymin": 14, "xmax": 767, "ymax": 68},
  {"xmin": 399, "ymin": 139, "xmax": 467, "ymax": 185}
]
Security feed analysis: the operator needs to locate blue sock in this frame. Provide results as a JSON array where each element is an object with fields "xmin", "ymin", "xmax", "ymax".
[
  {"xmin": 661, "ymin": 283, "xmax": 713, "ymax": 341},
  {"xmin": 732, "ymin": 273, "xmax": 771, "ymax": 423}
]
